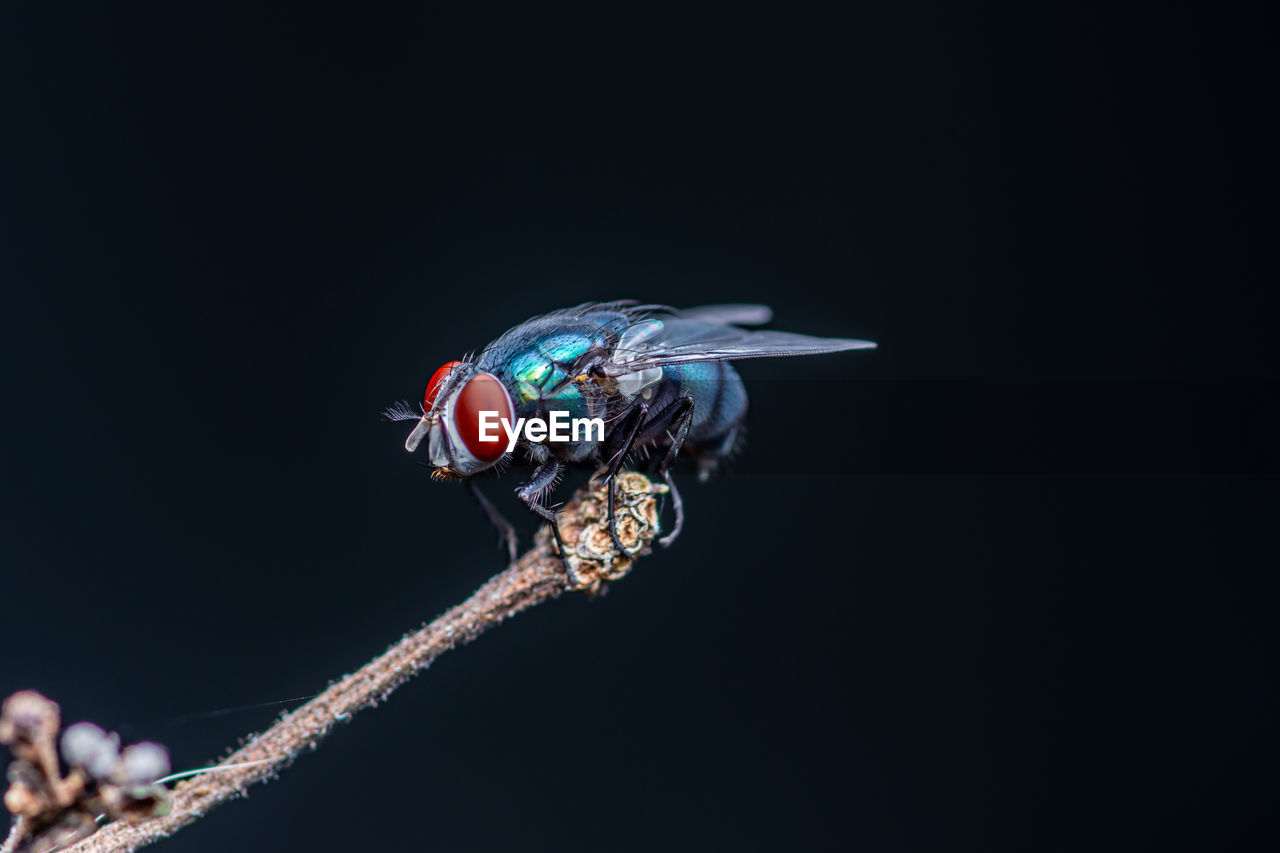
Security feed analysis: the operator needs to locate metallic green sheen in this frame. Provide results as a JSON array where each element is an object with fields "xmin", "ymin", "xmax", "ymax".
[{"xmin": 497, "ymin": 335, "xmax": 597, "ymax": 419}]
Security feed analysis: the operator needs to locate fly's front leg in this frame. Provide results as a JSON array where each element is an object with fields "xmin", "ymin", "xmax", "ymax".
[
  {"xmin": 516, "ymin": 456, "xmax": 578, "ymax": 582},
  {"xmin": 465, "ymin": 479, "xmax": 518, "ymax": 564}
]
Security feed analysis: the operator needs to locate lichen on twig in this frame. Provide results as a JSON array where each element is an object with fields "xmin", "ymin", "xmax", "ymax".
[{"xmin": 3, "ymin": 472, "xmax": 666, "ymax": 853}]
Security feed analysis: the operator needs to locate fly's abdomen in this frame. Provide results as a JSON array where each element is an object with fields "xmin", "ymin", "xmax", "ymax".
[{"xmin": 662, "ymin": 360, "xmax": 747, "ymax": 450}]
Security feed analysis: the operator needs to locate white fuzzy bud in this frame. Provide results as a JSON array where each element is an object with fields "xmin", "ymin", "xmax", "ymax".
[
  {"xmin": 120, "ymin": 741, "xmax": 170, "ymax": 784},
  {"xmin": 60, "ymin": 722, "xmax": 119, "ymax": 779}
]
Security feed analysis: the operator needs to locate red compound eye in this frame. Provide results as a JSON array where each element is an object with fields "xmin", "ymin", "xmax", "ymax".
[
  {"xmin": 452, "ymin": 373, "xmax": 513, "ymax": 464},
  {"xmin": 424, "ymin": 360, "xmax": 463, "ymax": 411}
]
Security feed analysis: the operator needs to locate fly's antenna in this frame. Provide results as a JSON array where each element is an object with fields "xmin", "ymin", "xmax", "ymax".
[{"xmin": 382, "ymin": 399, "xmax": 423, "ymax": 422}]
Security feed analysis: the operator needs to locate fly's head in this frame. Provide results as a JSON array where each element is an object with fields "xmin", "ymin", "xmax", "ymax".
[{"xmin": 401, "ymin": 360, "xmax": 514, "ymax": 478}]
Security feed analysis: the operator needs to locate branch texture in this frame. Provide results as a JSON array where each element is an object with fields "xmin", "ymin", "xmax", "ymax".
[{"xmin": 45, "ymin": 472, "xmax": 664, "ymax": 853}]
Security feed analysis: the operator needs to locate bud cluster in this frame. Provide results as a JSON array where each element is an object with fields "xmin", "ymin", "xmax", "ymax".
[{"xmin": 1, "ymin": 691, "xmax": 170, "ymax": 853}]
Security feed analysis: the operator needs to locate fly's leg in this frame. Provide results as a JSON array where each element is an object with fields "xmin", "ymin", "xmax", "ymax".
[
  {"xmin": 654, "ymin": 396, "xmax": 695, "ymax": 548},
  {"xmin": 600, "ymin": 402, "xmax": 650, "ymax": 555},
  {"xmin": 601, "ymin": 401, "xmax": 650, "ymax": 484},
  {"xmin": 465, "ymin": 479, "xmax": 518, "ymax": 564},
  {"xmin": 697, "ymin": 424, "xmax": 740, "ymax": 482},
  {"xmin": 606, "ymin": 474, "xmax": 629, "ymax": 555},
  {"xmin": 659, "ymin": 468, "xmax": 685, "ymax": 547},
  {"xmin": 516, "ymin": 457, "xmax": 579, "ymax": 583},
  {"xmin": 527, "ymin": 501, "xmax": 569, "ymax": 567},
  {"xmin": 605, "ymin": 396, "xmax": 695, "ymax": 554}
]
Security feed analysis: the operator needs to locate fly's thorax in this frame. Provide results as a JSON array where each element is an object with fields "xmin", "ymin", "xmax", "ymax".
[
  {"xmin": 493, "ymin": 340, "xmax": 613, "ymax": 421},
  {"xmin": 479, "ymin": 346, "xmax": 617, "ymax": 463}
]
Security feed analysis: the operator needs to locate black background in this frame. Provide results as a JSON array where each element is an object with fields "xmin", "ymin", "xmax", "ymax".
[{"xmin": 2, "ymin": 3, "xmax": 1276, "ymax": 851}]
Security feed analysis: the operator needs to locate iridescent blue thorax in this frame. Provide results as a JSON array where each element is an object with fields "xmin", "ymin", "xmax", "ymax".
[{"xmin": 475, "ymin": 309, "xmax": 632, "ymax": 426}]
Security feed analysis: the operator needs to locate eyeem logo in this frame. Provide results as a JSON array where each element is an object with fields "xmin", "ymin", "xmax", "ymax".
[{"xmin": 477, "ymin": 411, "xmax": 605, "ymax": 453}]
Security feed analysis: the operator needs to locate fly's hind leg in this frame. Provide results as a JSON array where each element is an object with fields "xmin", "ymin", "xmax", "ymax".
[
  {"xmin": 696, "ymin": 424, "xmax": 740, "ymax": 483},
  {"xmin": 653, "ymin": 396, "xmax": 695, "ymax": 548},
  {"xmin": 658, "ymin": 468, "xmax": 685, "ymax": 548}
]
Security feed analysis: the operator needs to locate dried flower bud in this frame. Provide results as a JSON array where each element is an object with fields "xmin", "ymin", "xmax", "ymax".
[
  {"xmin": 3, "ymin": 777, "xmax": 43, "ymax": 818},
  {"xmin": 60, "ymin": 721, "xmax": 120, "ymax": 779},
  {"xmin": 120, "ymin": 742, "xmax": 170, "ymax": 785},
  {"xmin": 0, "ymin": 690, "xmax": 60, "ymax": 748},
  {"xmin": 3, "ymin": 692, "xmax": 172, "ymax": 852}
]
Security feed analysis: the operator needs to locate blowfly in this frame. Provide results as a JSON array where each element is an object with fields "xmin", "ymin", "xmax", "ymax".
[{"xmin": 388, "ymin": 301, "xmax": 875, "ymax": 574}]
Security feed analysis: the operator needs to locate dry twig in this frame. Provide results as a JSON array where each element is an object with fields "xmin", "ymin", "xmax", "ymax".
[{"xmin": 4, "ymin": 472, "xmax": 665, "ymax": 853}]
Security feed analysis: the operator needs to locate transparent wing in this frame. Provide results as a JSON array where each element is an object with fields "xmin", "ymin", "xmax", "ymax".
[
  {"xmin": 677, "ymin": 303, "xmax": 774, "ymax": 326},
  {"xmin": 604, "ymin": 316, "xmax": 876, "ymax": 374}
]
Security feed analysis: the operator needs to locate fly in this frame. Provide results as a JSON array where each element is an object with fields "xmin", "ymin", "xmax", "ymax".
[{"xmin": 388, "ymin": 301, "xmax": 875, "ymax": 579}]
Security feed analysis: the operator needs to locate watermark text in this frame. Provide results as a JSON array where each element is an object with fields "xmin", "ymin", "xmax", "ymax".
[{"xmin": 478, "ymin": 411, "xmax": 605, "ymax": 452}]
